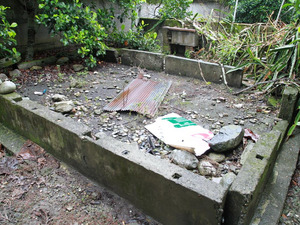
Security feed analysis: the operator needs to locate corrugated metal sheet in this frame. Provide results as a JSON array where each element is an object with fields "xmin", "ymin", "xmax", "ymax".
[{"xmin": 103, "ymin": 78, "xmax": 172, "ymax": 117}]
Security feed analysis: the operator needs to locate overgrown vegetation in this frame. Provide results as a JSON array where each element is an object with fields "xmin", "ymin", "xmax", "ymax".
[
  {"xmin": 36, "ymin": 0, "xmax": 160, "ymax": 67},
  {"xmin": 0, "ymin": 6, "xmax": 20, "ymax": 60},
  {"xmin": 189, "ymin": 0, "xmax": 299, "ymax": 93}
]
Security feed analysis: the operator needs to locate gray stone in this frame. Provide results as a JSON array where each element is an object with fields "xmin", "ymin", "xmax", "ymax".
[
  {"xmin": 198, "ymin": 159, "xmax": 217, "ymax": 176},
  {"xmin": 0, "ymin": 81, "xmax": 16, "ymax": 94},
  {"xmin": 0, "ymin": 73, "xmax": 8, "ymax": 82},
  {"xmin": 208, "ymin": 125, "xmax": 244, "ymax": 152},
  {"xmin": 207, "ymin": 152, "xmax": 226, "ymax": 163},
  {"xmin": 94, "ymin": 109, "xmax": 102, "ymax": 115},
  {"xmin": 240, "ymin": 141, "xmax": 255, "ymax": 165},
  {"xmin": 52, "ymin": 94, "xmax": 67, "ymax": 102},
  {"xmin": 220, "ymin": 172, "xmax": 236, "ymax": 189},
  {"xmin": 73, "ymin": 64, "xmax": 84, "ymax": 72},
  {"xmin": 9, "ymin": 69, "xmax": 22, "ymax": 78},
  {"xmin": 56, "ymin": 57, "xmax": 69, "ymax": 65},
  {"xmin": 169, "ymin": 150, "xmax": 199, "ymax": 169},
  {"xmin": 54, "ymin": 101, "xmax": 73, "ymax": 113}
]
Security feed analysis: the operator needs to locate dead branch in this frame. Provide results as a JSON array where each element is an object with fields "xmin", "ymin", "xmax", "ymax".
[{"xmin": 233, "ymin": 78, "xmax": 288, "ymax": 95}]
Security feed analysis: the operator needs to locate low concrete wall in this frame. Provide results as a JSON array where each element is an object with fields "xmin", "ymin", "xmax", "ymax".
[
  {"xmin": 279, "ymin": 86, "xmax": 299, "ymax": 124},
  {"xmin": 224, "ymin": 121, "xmax": 288, "ymax": 225},
  {"xmin": 117, "ymin": 49, "xmax": 243, "ymax": 87},
  {"xmin": 119, "ymin": 49, "xmax": 164, "ymax": 71},
  {"xmin": 165, "ymin": 55, "xmax": 243, "ymax": 88},
  {"xmin": 0, "ymin": 92, "xmax": 227, "ymax": 225}
]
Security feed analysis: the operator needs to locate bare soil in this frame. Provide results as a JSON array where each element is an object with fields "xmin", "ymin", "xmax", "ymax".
[{"xmin": 0, "ymin": 143, "xmax": 160, "ymax": 225}]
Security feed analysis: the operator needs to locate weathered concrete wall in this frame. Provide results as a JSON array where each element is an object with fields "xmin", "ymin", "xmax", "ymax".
[
  {"xmin": 165, "ymin": 55, "xmax": 243, "ymax": 88},
  {"xmin": 0, "ymin": 92, "xmax": 227, "ymax": 225},
  {"xmin": 140, "ymin": 0, "xmax": 227, "ymax": 19},
  {"xmin": 119, "ymin": 49, "xmax": 164, "ymax": 71},
  {"xmin": 278, "ymin": 86, "xmax": 299, "ymax": 124},
  {"xmin": 224, "ymin": 121, "xmax": 289, "ymax": 225}
]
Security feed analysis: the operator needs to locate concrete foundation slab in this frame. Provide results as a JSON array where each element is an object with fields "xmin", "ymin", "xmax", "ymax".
[{"xmin": 0, "ymin": 93, "xmax": 227, "ymax": 225}]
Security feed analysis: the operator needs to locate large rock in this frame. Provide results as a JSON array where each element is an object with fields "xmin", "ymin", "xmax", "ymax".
[
  {"xmin": 169, "ymin": 149, "xmax": 199, "ymax": 169},
  {"xmin": 208, "ymin": 125, "xmax": 244, "ymax": 152},
  {"xmin": 54, "ymin": 101, "xmax": 73, "ymax": 113},
  {"xmin": 0, "ymin": 81, "xmax": 16, "ymax": 94}
]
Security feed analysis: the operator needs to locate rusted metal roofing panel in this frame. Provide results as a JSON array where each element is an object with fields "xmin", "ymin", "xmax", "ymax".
[{"xmin": 103, "ymin": 78, "xmax": 172, "ymax": 117}]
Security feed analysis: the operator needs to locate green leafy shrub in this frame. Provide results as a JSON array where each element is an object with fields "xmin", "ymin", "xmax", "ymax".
[
  {"xmin": 107, "ymin": 22, "xmax": 160, "ymax": 51},
  {"xmin": 36, "ymin": 0, "xmax": 108, "ymax": 68},
  {"xmin": 0, "ymin": 6, "xmax": 20, "ymax": 60}
]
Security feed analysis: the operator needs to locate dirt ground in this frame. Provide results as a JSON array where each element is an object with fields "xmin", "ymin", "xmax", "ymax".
[
  {"xmin": 0, "ymin": 143, "xmax": 160, "ymax": 225},
  {"xmin": 0, "ymin": 58, "xmax": 298, "ymax": 224}
]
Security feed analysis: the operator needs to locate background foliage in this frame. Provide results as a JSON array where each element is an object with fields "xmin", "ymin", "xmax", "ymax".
[
  {"xmin": 226, "ymin": 0, "xmax": 292, "ymax": 23},
  {"xmin": 0, "ymin": 6, "xmax": 20, "ymax": 60}
]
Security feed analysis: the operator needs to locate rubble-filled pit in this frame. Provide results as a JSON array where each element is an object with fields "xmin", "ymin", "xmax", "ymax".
[{"xmin": 14, "ymin": 61, "xmax": 280, "ymax": 183}]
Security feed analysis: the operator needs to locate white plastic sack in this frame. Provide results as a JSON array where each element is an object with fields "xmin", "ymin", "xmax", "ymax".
[{"xmin": 145, "ymin": 113, "xmax": 214, "ymax": 156}]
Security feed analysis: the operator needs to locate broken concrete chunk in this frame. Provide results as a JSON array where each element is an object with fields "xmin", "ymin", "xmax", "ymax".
[
  {"xmin": 9, "ymin": 69, "xmax": 22, "ymax": 78},
  {"xmin": 198, "ymin": 159, "xmax": 217, "ymax": 176},
  {"xmin": 220, "ymin": 172, "xmax": 236, "ymax": 189},
  {"xmin": 73, "ymin": 64, "xmax": 84, "ymax": 72},
  {"xmin": 0, "ymin": 81, "xmax": 16, "ymax": 94},
  {"xmin": 169, "ymin": 149, "xmax": 199, "ymax": 169},
  {"xmin": 52, "ymin": 94, "xmax": 67, "ymax": 102},
  {"xmin": 54, "ymin": 101, "xmax": 74, "ymax": 113},
  {"xmin": 208, "ymin": 125, "xmax": 244, "ymax": 152}
]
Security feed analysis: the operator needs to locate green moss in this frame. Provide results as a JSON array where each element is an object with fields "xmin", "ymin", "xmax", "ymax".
[{"xmin": 164, "ymin": 19, "xmax": 182, "ymax": 27}]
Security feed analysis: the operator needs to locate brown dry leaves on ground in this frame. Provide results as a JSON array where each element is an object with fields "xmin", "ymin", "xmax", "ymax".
[{"xmin": 0, "ymin": 142, "xmax": 159, "ymax": 225}]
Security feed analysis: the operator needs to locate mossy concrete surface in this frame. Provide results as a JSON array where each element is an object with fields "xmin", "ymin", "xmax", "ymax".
[
  {"xmin": 278, "ymin": 86, "xmax": 299, "ymax": 124},
  {"xmin": 0, "ymin": 93, "xmax": 227, "ymax": 225},
  {"xmin": 224, "ymin": 121, "xmax": 289, "ymax": 225},
  {"xmin": 250, "ymin": 128, "xmax": 300, "ymax": 225},
  {"xmin": 0, "ymin": 123, "xmax": 27, "ymax": 154}
]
